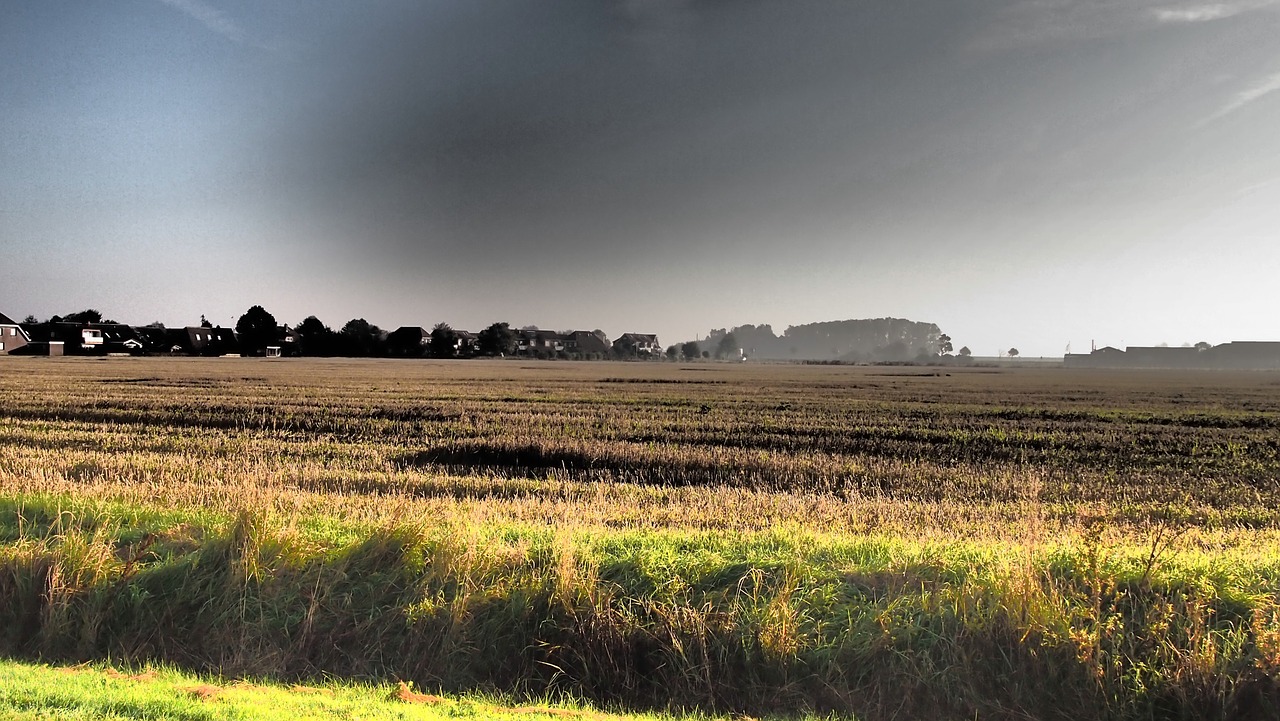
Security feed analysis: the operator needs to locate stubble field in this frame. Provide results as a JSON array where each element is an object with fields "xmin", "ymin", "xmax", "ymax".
[{"xmin": 1, "ymin": 357, "xmax": 1278, "ymax": 719}]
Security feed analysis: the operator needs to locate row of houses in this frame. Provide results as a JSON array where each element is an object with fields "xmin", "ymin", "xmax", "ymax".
[
  {"xmin": 386, "ymin": 326, "xmax": 662, "ymax": 358},
  {"xmin": 0, "ymin": 312, "xmax": 664, "ymax": 359},
  {"xmin": 0, "ymin": 317, "xmax": 247, "ymax": 357},
  {"xmin": 1064, "ymin": 342, "xmax": 1280, "ymax": 370}
]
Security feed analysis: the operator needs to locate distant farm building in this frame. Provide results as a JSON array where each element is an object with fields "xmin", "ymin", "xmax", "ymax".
[{"xmin": 1065, "ymin": 342, "xmax": 1280, "ymax": 370}]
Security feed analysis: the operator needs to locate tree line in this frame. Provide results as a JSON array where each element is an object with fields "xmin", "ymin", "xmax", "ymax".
[
  {"xmin": 698, "ymin": 318, "xmax": 968, "ymax": 362},
  {"xmin": 23, "ymin": 306, "xmax": 976, "ymax": 362},
  {"xmin": 236, "ymin": 306, "xmax": 536, "ymax": 358}
]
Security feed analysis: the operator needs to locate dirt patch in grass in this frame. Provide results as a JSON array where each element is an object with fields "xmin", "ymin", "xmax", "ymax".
[
  {"xmin": 181, "ymin": 684, "xmax": 222, "ymax": 700},
  {"xmin": 395, "ymin": 681, "xmax": 447, "ymax": 704},
  {"xmin": 104, "ymin": 669, "xmax": 158, "ymax": 682}
]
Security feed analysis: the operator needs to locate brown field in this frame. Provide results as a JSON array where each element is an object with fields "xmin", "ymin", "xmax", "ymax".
[{"xmin": 2, "ymin": 356, "xmax": 1278, "ymax": 543}]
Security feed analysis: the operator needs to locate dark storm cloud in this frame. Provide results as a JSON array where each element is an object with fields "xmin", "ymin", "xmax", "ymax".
[
  {"xmin": 230, "ymin": 0, "xmax": 1280, "ymax": 347},
  {"xmin": 269, "ymin": 0, "xmax": 997, "ymax": 269}
]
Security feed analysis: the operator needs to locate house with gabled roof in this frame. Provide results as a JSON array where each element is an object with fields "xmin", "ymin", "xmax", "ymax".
[
  {"xmin": 173, "ymin": 326, "xmax": 238, "ymax": 356},
  {"xmin": 23, "ymin": 321, "xmax": 147, "ymax": 355},
  {"xmin": 94, "ymin": 323, "xmax": 145, "ymax": 354},
  {"xmin": 515, "ymin": 329, "xmax": 568, "ymax": 357},
  {"xmin": 612, "ymin": 333, "xmax": 662, "ymax": 357},
  {"xmin": 0, "ymin": 312, "xmax": 31, "ymax": 355},
  {"xmin": 26, "ymin": 322, "xmax": 107, "ymax": 354},
  {"xmin": 453, "ymin": 330, "xmax": 479, "ymax": 357},
  {"xmin": 564, "ymin": 330, "xmax": 610, "ymax": 357},
  {"xmin": 134, "ymin": 326, "xmax": 172, "ymax": 353}
]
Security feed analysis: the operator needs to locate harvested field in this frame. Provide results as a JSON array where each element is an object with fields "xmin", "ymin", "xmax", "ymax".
[{"xmin": 1, "ymin": 357, "xmax": 1278, "ymax": 719}]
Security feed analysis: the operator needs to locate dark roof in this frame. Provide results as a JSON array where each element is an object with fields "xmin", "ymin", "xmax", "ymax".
[
  {"xmin": 133, "ymin": 326, "xmax": 172, "ymax": 346},
  {"xmin": 515, "ymin": 329, "xmax": 567, "ymax": 342},
  {"xmin": 0, "ymin": 312, "xmax": 19, "ymax": 326},
  {"xmin": 91, "ymin": 323, "xmax": 140, "ymax": 342},
  {"xmin": 1126, "ymin": 346, "xmax": 1196, "ymax": 352},
  {"xmin": 1215, "ymin": 341, "xmax": 1280, "ymax": 348},
  {"xmin": 566, "ymin": 330, "xmax": 610, "ymax": 353}
]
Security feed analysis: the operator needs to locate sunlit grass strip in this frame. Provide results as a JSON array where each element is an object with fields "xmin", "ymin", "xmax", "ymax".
[{"xmin": 0, "ymin": 658, "xmax": 691, "ymax": 721}]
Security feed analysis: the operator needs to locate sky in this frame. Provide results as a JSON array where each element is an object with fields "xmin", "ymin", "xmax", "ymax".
[{"xmin": 3, "ymin": 0, "xmax": 1279, "ymax": 357}]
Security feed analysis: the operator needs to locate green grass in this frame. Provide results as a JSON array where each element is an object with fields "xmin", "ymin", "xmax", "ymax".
[
  {"xmin": 1, "ymin": 496, "xmax": 1277, "ymax": 719},
  {"xmin": 0, "ymin": 658, "xmax": 692, "ymax": 720}
]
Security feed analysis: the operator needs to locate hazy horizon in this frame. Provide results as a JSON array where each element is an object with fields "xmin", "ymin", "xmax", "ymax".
[{"xmin": 4, "ymin": 1, "xmax": 1279, "ymax": 357}]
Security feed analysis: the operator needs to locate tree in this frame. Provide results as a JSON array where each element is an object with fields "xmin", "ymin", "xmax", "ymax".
[
  {"xmin": 339, "ymin": 318, "xmax": 383, "ymax": 357},
  {"xmin": 665, "ymin": 345, "xmax": 679, "ymax": 360},
  {"xmin": 200, "ymin": 315, "xmax": 213, "ymax": 329},
  {"xmin": 715, "ymin": 332, "xmax": 739, "ymax": 360},
  {"xmin": 1195, "ymin": 341, "xmax": 1212, "ymax": 352},
  {"xmin": 21, "ymin": 315, "xmax": 37, "ymax": 325},
  {"xmin": 680, "ymin": 341, "xmax": 701, "ymax": 361},
  {"xmin": 477, "ymin": 322, "xmax": 516, "ymax": 357},
  {"xmin": 385, "ymin": 325, "xmax": 428, "ymax": 357},
  {"xmin": 957, "ymin": 346, "xmax": 972, "ymax": 357},
  {"xmin": 236, "ymin": 306, "xmax": 278, "ymax": 356},
  {"xmin": 297, "ymin": 316, "xmax": 339, "ymax": 356},
  {"xmin": 62, "ymin": 309, "xmax": 103, "ymax": 324},
  {"xmin": 937, "ymin": 333, "xmax": 953, "ymax": 356},
  {"xmin": 874, "ymin": 340, "xmax": 910, "ymax": 362},
  {"xmin": 429, "ymin": 322, "xmax": 458, "ymax": 359},
  {"xmin": 1007, "ymin": 347, "xmax": 1020, "ymax": 358}
]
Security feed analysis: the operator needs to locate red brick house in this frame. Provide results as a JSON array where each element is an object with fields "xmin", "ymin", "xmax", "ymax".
[{"xmin": 0, "ymin": 313, "xmax": 31, "ymax": 355}]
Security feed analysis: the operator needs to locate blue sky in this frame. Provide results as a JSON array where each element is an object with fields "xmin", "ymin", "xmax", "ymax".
[{"xmin": 3, "ymin": 0, "xmax": 1279, "ymax": 355}]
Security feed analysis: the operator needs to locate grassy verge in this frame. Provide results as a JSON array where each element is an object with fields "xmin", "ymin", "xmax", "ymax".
[
  {"xmin": 1, "ymin": 494, "xmax": 1278, "ymax": 720},
  {"xmin": 0, "ymin": 658, "xmax": 687, "ymax": 720}
]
